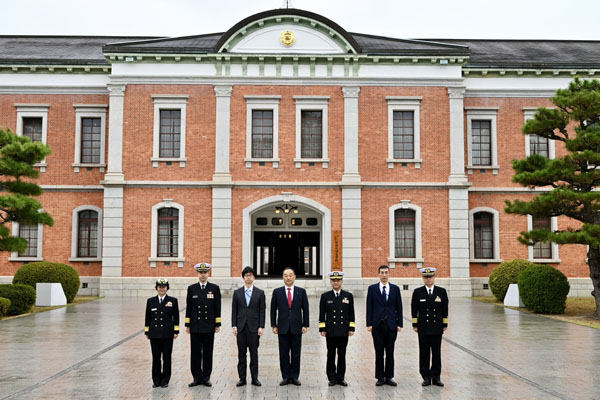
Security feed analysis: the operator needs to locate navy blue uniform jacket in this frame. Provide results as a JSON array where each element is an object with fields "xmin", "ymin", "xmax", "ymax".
[
  {"xmin": 366, "ymin": 283, "xmax": 403, "ymax": 330},
  {"xmin": 270, "ymin": 286, "xmax": 309, "ymax": 335}
]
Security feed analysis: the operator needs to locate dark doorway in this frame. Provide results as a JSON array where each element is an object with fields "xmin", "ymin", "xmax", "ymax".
[{"xmin": 253, "ymin": 231, "xmax": 320, "ymax": 277}]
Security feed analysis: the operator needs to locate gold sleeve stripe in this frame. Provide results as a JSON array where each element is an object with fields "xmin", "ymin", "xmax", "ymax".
[
  {"xmin": 349, "ymin": 322, "xmax": 356, "ymax": 327},
  {"xmin": 215, "ymin": 317, "xmax": 222, "ymax": 323},
  {"xmin": 185, "ymin": 318, "xmax": 190, "ymax": 323},
  {"xmin": 443, "ymin": 318, "xmax": 448, "ymax": 323},
  {"xmin": 319, "ymin": 322, "xmax": 326, "ymax": 328},
  {"xmin": 144, "ymin": 326, "xmax": 149, "ymax": 332},
  {"xmin": 412, "ymin": 318, "xmax": 418, "ymax": 323},
  {"xmin": 174, "ymin": 325, "xmax": 180, "ymax": 330}
]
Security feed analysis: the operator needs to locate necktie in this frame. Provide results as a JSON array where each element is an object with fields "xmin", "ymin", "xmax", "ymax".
[
  {"xmin": 246, "ymin": 289, "xmax": 251, "ymax": 307},
  {"xmin": 201, "ymin": 284, "xmax": 205, "ymax": 290},
  {"xmin": 429, "ymin": 288, "xmax": 432, "ymax": 296},
  {"xmin": 287, "ymin": 288, "xmax": 292, "ymax": 309},
  {"xmin": 159, "ymin": 297, "xmax": 162, "ymax": 304},
  {"xmin": 335, "ymin": 292, "xmax": 339, "ymax": 298},
  {"xmin": 382, "ymin": 286, "xmax": 387, "ymax": 301}
]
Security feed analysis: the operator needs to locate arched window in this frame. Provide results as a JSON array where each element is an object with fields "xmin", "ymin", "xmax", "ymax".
[
  {"xmin": 469, "ymin": 207, "xmax": 501, "ymax": 262},
  {"xmin": 78, "ymin": 210, "xmax": 98, "ymax": 257},
  {"xmin": 388, "ymin": 202, "xmax": 423, "ymax": 267},
  {"xmin": 157, "ymin": 208, "xmax": 179, "ymax": 257}
]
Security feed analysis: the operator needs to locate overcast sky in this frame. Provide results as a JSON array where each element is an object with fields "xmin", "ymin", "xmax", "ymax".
[{"xmin": 2, "ymin": 0, "xmax": 599, "ymax": 40}]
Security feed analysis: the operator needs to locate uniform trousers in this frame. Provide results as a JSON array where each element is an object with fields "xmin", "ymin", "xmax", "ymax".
[
  {"xmin": 278, "ymin": 332, "xmax": 302, "ymax": 380},
  {"xmin": 236, "ymin": 324, "xmax": 260, "ymax": 380},
  {"xmin": 418, "ymin": 334, "xmax": 442, "ymax": 380},
  {"xmin": 325, "ymin": 336, "xmax": 348, "ymax": 382},
  {"xmin": 190, "ymin": 332, "xmax": 214, "ymax": 382},
  {"xmin": 150, "ymin": 338, "xmax": 173, "ymax": 386},
  {"xmin": 372, "ymin": 322, "xmax": 398, "ymax": 380}
]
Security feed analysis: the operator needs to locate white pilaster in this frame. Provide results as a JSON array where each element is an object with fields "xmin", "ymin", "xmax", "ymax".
[
  {"xmin": 214, "ymin": 85, "xmax": 233, "ymax": 183},
  {"xmin": 342, "ymin": 86, "xmax": 361, "ymax": 183},
  {"xmin": 102, "ymin": 187, "xmax": 124, "ymax": 277},
  {"xmin": 211, "ymin": 187, "xmax": 232, "ymax": 277},
  {"xmin": 449, "ymin": 188, "xmax": 470, "ymax": 278},
  {"xmin": 447, "ymin": 87, "xmax": 467, "ymax": 184},
  {"xmin": 342, "ymin": 188, "xmax": 362, "ymax": 277},
  {"xmin": 105, "ymin": 84, "xmax": 125, "ymax": 183}
]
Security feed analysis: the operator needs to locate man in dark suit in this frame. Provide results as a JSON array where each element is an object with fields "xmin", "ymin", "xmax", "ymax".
[
  {"xmin": 232, "ymin": 266, "xmax": 266, "ymax": 387},
  {"xmin": 366, "ymin": 264, "xmax": 403, "ymax": 386},
  {"xmin": 412, "ymin": 267, "xmax": 448, "ymax": 387},
  {"xmin": 186, "ymin": 263, "xmax": 221, "ymax": 388},
  {"xmin": 319, "ymin": 271, "xmax": 355, "ymax": 386},
  {"xmin": 145, "ymin": 278, "xmax": 179, "ymax": 388},
  {"xmin": 270, "ymin": 267, "xmax": 309, "ymax": 386}
]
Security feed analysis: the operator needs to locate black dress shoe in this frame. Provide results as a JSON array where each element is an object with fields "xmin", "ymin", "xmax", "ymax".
[
  {"xmin": 188, "ymin": 380, "xmax": 202, "ymax": 387},
  {"xmin": 376, "ymin": 379, "xmax": 385, "ymax": 386},
  {"xmin": 161, "ymin": 384, "xmax": 168, "ymax": 388},
  {"xmin": 279, "ymin": 379, "xmax": 290, "ymax": 386},
  {"xmin": 422, "ymin": 379, "xmax": 431, "ymax": 386},
  {"xmin": 236, "ymin": 379, "xmax": 246, "ymax": 387},
  {"xmin": 386, "ymin": 378, "xmax": 397, "ymax": 386},
  {"xmin": 152, "ymin": 384, "xmax": 159, "ymax": 388},
  {"xmin": 337, "ymin": 380, "xmax": 348, "ymax": 387},
  {"xmin": 291, "ymin": 378, "xmax": 301, "ymax": 386},
  {"xmin": 328, "ymin": 380, "xmax": 336, "ymax": 386},
  {"xmin": 251, "ymin": 379, "xmax": 262, "ymax": 386},
  {"xmin": 203, "ymin": 380, "xmax": 212, "ymax": 387},
  {"xmin": 432, "ymin": 379, "xmax": 444, "ymax": 387}
]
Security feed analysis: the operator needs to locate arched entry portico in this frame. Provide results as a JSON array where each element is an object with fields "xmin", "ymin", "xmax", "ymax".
[{"xmin": 242, "ymin": 194, "xmax": 331, "ymax": 279}]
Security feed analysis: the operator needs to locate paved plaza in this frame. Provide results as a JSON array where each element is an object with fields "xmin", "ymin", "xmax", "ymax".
[{"xmin": 1, "ymin": 295, "xmax": 599, "ymax": 400}]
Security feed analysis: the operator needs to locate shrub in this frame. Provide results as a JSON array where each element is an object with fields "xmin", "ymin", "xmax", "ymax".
[
  {"xmin": 0, "ymin": 297, "xmax": 11, "ymax": 318},
  {"xmin": 489, "ymin": 259, "xmax": 536, "ymax": 301},
  {"xmin": 13, "ymin": 262, "xmax": 80, "ymax": 303},
  {"xmin": 0, "ymin": 284, "xmax": 36, "ymax": 315},
  {"xmin": 518, "ymin": 264, "xmax": 570, "ymax": 314}
]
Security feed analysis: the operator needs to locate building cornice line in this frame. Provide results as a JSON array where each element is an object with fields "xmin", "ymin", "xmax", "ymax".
[{"xmin": 0, "ymin": 86, "xmax": 109, "ymax": 95}]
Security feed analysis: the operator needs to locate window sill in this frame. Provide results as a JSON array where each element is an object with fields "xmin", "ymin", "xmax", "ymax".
[
  {"xmin": 467, "ymin": 165, "xmax": 499, "ymax": 175},
  {"xmin": 69, "ymin": 257, "xmax": 102, "ymax": 262},
  {"xmin": 151, "ymin": 158, "xmax": 187, "ymax": 168},
  {"xmin": 9, "ymin": 257, "xmax": 43, "ymax": 262},
  {"xmin": 34, "ymin": 162, "xmax": 47, "ymax": 173},
  {"xmin": 244, "ymin": 158, "xmax": 280, "ymax": 168},
  {"xmin": 470, "ymin": 259, "xmax": 503, "ymax": 264},
  {"xmin": 73, "ymin": 163, "xmax": 106, "ymax": 173},
  {"xmin": 149, "ymin": 257, "xmax": 185, "ymax": 268},
  {"xmin": 387, "ymin": 258, "xmax": 424, "ymax": 268},
  {"xmin": 294, "ymin": 158, "xmax": 330, "ymax": 169},
  {"xmin": 387, "ymin": 159, "xmax": 422, "ymax": 169},
  {"xmin": 529, "ymin": 258, "xmax": 561, "ymax": 263}
]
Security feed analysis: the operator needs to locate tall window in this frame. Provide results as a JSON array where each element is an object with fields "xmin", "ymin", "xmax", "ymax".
[
  {"xmin": 473, "ymin": 212, "xmax": 494, "ymax": 259},
  {"xmin": 80, "ymin": 118, "xmax": 102, "ymax": 164},
  {"xmin": 393, "ymin": 111, "xmax": 414, "ymax": 159},
  {"xmin": 529, "ymin": 135, "xmax": 549, "ymax": 158},
  {"xmin": 532, "ymin": 216, "xmax": 552, "ymax": 259},
  {"xmin": 23, "ymin": 118, "xmax": 43, "ymax": 142},
  {"xmin": 77, "ymin": 210, "xmax": 98, "ymax": 257},
  {"xmin": 157, "ymin": 208, "xmax": 179, "ymax": 257},
  {"xmin": 18, "ymin": 223, "xmax": 39, "ymax": 257},
  {"xmin": 300, "ymin": 110, "xmax": 323, "ymax": 158},
  {"xmin": 471, "ymin": 120, "xmax": 492, "ymax": 166},
  {"xmin": 394, "ymin": 209, "xmax": 415, "ymax": 258},
  {"xmin": 252, "ymin": 110, "xmax": 273, "ymax": 158},
  {"xmin": 159, "ymin": 110, "xmax": 181, "ymax": 158}
]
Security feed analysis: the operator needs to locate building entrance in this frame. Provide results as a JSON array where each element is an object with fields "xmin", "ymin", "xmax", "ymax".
[{"xmin": 253, "ymin": 231, "xmax": 320, "ymax": 277}]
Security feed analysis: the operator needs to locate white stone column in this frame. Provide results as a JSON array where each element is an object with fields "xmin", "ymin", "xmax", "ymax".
[
  {"xmin": 342, "ymin": 86, "xmax": 361, "ymax": 183},
  {"xmin": 105, "ymin": 84, "xmax": 126, "ymax": 183},
  {"xmin": 102, "ymin": 187, "xmax": 124, "ymax": 277},
  {"xmin": 211, "ymin": 187, "xmax": 232, "ymax": 277},
  {"xmin": 447, "ymin": 87, "xmax": 467, "ymax": 184},
  {"xmin": 342, "ymin": 187, "xmax": 362, "ymax": 278},
  {"xmin": 214, "ymin": 85, "xmax": 233, "ymax": 183}
]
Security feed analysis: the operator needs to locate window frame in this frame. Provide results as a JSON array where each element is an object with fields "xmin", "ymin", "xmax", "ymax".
[
  {"xmin": 469, "ymin": 207, "xmax": 502, "ymax": 263},
  {"xmin": 73, "ymin": 105, "xmax": 107, "ymax": 172},
  {"xmin": 9, "ymin": 221, "xmax": 44, "ymax": 261},
  {"xmin": 70, "ymin": 205, "xmax": 103, "ymax": 262},
  {"xmin": 466, "ymin": 107, "xmax": 499, "ymax": 174},
  {"xmin": 294, "ymin": 96, "xmax": 330, "ymax": 168},
  {"xmin": 386, "ymin": 97, "xmax": 422, "ymax": 169},
  {"xmin": 245, "ymin": 96, "xmax": 281, "ymax": 168},
  {"xmin": 523, "ymin": 108, "xmax": 556, "ymax": 159},
  {"xmin": 151, "ymin": 95, "xmax": 189, "ymax": 167},
  {"xmin": 388, "ymin": 201, "xmax": 424, "ymax": 267},
  {"xmin": 527, "ymin": 215, "xmax": 560, "ymax": 263},
  {"xmin": 15, "ymin": 104, "xmax": 49, "ymax": 172},
  {"xmin": 149, "ymin": 200, "xmax": 185, "ymax": 268}
]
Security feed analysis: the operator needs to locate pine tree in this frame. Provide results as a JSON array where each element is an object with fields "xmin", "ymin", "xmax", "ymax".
[
  {"xmin": 0, "ymin": 128, "xmax": 53, "ymax": 253},
  {"xmin": 505, "ymin": 78, "xmax": 600, "ymax": 319}
]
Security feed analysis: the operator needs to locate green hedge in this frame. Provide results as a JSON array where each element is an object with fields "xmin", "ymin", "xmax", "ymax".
[
  {"xmin": 518, "ymin": 264, "xmax": 570, "ymax": 314},
  {"xmin": 13, "ymin": 262, "xmax": 80, "ymax": 303},
  {"xmin": 0, "ymin": 296, "xmax": 11, "ymax": 318},
  {"xmin": 0, "ymin": 284, "xmax": 36, "ymax": 315},
  {"xmin": 489, "ymin": 259, "xmax": 536, "ymax": 301}
]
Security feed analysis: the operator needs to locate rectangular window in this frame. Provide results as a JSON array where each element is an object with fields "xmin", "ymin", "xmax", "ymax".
[
  {"xmin": 393, "ymin": 111, "xmax": 414, "ymax": 159},
  {"xmin": 23, "ymin": 117, "xmax": 43, "ymax": 142},
  {"xmin": 157, "ymin": 208, "xmax": 179, "ymax": 257},
  {"xmin": 18, "ymin": 223, "xmax": 38, "ymax": 257},
  {"xmin": 530, "ymin": 135, "xmax": 549, "ymax": 158},
  {"xmin": 474, "ymin": 212, "xmax": 494, "ymax": 259},
  {"xmin": 252, "ymin": 110, "xmax": 273, "ymax": 158},
  {"xmin": 532, "ymin": 216, "xmax": 552, "ymax": 259},
  {"xmin": 471, "ymin": 120, "xmax": 492, "ymax": 166},
  {"xmin": 78, "ymin": 210, "xmax": 98, "ymax": 258},
  {"xmin": 300, "ymin": 110, "xmax": 323, "ymax": 158},
  {"xmin": 159, "ymin": 110, "xmax": 181, "ymax": 158},
  {"xmin": 80, "ymin": 117, "xmax": 102, "ymax": 164},
  {"xmin": 394, "ymin": 209, "xmax": 415, "ymax": 258}
]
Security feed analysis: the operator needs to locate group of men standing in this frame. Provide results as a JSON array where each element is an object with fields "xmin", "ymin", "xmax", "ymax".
[{"xmin": 144, "ymin": 263, "xmax": 449, "ymax": 389}]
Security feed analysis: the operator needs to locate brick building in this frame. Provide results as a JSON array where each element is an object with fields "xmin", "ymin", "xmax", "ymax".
[{"xmin": 0, "ymin": 8, "xmax": 597, "ymax": 297}]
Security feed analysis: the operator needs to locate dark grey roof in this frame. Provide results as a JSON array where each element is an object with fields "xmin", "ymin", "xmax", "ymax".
[
  {"xmin": 103, "ymin": 34, "xmax": 221, "ymax": 54},
  {"xmin": 0, "ymin": 36, "xmax": 156, "ymax": 65},
  {"xmin": 351, "ymin": 33, "xmax": 469, "ymax": 56}
]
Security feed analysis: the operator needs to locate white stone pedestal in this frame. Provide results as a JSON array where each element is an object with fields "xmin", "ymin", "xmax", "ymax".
[
  {"xmin": 504, "ymin": 283, "xmax": 524, "ymax": 307},
  {"xmin": 36, "ymin": 283, "xmax": 67, "ymax": 306}
]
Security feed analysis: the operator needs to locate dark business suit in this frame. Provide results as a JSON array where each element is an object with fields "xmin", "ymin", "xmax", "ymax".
[
  {"xmin": 231, "ymin": 285, "xmax": 266, "ymax": 381},
  {"xmin": 270, "ymin": 286, "xmax": 309, "ymax": 380},
  {"xmin": 185, "ymin": 281, "xmax": 221, "ymax": 383},
  {"xmin": 366, "ymin": 283, "xmax": 403, "ymax": 380},
  {"xmin": 411, "ymin": 285, "xmax": 448, "ymax": 382},
  {"xmin": 145, "ymin": 295, "xmax": 180, "ymax": 386}
]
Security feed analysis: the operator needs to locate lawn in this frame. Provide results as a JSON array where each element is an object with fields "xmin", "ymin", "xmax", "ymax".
[{"xmin": 1, "ymin": 296, "xmax": 102, "ymax": 321}]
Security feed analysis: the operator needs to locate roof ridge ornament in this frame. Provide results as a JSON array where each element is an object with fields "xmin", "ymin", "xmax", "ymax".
[{"xmin": 281, "ymin": 0, "xmax": 294, "ymax": 8}]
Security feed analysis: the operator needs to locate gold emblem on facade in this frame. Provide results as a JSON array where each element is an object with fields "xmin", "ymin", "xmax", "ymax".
[{"xmin": 280, "ymin": 30, "xmax": 296, "ymax": 46}]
